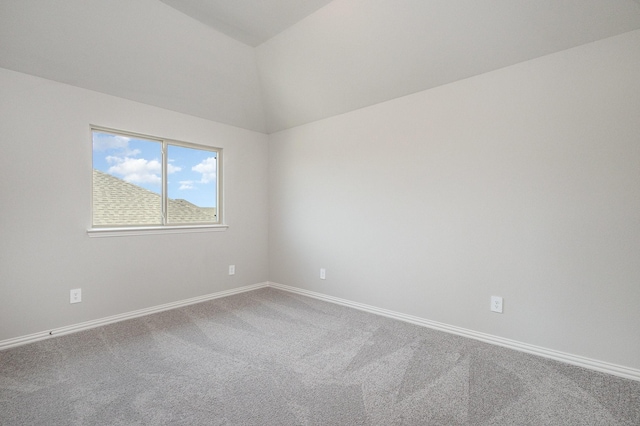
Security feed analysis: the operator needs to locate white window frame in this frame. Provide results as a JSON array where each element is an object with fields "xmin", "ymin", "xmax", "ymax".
[{"xmin": 87, "ymin": 126, "xmax": 227, "ymax": 237}]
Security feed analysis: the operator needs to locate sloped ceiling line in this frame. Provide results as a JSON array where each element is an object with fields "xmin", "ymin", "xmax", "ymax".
[{"xmin": 1, "ymin": 0, "xmax": 640, "ymax": 133}]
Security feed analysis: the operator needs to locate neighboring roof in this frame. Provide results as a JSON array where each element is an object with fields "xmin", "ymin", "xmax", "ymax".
[{"xmin": 92, "ymin": 169, "xmax": 216, "ymax": 226}]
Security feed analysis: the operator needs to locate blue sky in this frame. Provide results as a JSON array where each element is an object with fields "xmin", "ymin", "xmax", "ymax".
[{"xmin": 92, "ymin": 131, "xmax": 217, "ymax": 207}]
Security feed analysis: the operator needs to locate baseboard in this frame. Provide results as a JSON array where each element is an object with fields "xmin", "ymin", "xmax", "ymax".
[
  {"xmin": 268, "ymin": 282, "xmax": 640, "ymax": 382},
  {"xmin": 4, "ymin": 280, "xmax": 638, "ymax": 382},
  {"xmin": 0, "ymin": 282, "xmax": 269, "ymax": 351}
]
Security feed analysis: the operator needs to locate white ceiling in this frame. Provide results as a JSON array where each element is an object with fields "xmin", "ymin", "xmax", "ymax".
[
  {"xmin": 2, "ymin": 0, "xmax": 640, "ymax": 133},
  {"xmin": 256, "ymin": 0, "xmax": 640, "ymax": 132},
  {"xmin": 158, "ymin": 0, "xmax": 334, "ymax": 47},
  {"xmin": 0, "ymin": 0, "xmax": 267, "ymax": 132}
]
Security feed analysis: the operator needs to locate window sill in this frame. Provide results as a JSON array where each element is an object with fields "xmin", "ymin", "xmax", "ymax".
[{"xmin": 87, "ymin": 224, "xmax": 229, "ymax": 238}]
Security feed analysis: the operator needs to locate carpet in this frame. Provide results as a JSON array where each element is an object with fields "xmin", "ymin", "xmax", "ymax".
[{"xmin": 1, "ymin": 287, "xmax": 639, "ymax": 425}]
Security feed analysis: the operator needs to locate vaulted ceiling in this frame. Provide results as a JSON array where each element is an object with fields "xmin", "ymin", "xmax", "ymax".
[
  {"xmin": 158, "ymin": 0, "xmax": 335, "ymax": 47},
  {"xmin": 2, "ymin": 0, "xmax": 640, "ymax": 134}
]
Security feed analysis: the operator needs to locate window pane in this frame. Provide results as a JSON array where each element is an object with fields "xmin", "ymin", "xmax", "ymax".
[
  {"xmin": 167, "ymin": 145, "xmax": 218, "ymax": 224},
  {"xmin": 92, "ymin": 131, "xmax": 162, "ymax": 226}
]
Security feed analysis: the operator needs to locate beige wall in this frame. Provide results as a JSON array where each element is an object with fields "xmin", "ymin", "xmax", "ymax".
[
  {"xmin": 268, "ymin": 30, "xmax": 640, "ymax": 370},
  {"xmin": 0, "ymin": 68, "xmax": 269, "ymax": 341}
]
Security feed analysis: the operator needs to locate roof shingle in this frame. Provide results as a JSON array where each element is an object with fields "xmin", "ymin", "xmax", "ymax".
[{"xmin": 92, "ymin": 170, "xmax": 216, "ymax": 226}]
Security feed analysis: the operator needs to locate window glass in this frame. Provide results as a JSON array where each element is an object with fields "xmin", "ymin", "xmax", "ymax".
[
  {"xmin": 167, "ymin": 144, "xmax": 218, "ymax": 224},
  {"xmin": 92, "ymin": 131, "xmax": 162, "ymax": 226},
  {"xmin": 91, "ymin": 129, "xmax": 220, "ymax": 228}
]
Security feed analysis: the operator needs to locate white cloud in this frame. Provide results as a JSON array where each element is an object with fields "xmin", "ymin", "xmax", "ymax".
[
  {"xmin": 107, "ymin": 156, "xmax": 162, "ymax": 185},
  {"xmin": 179, "ymin": 180, "xmax": 194, "ymax": 190},
  {"xmin": 192, "ymin": 157, "xmax": 217, "ymax": 183},
  {"xmin": 93, "ymin": 133, "xmax": 140, "ymax": 156},
  {"xmin": 93, "ymin": 134, "xmax": 130, "ymax": 151},
  {"xmin": 105, "ymin": 155, "xmax": 182, "ymax": 186},
  {"xmin": 168, "ymin": 164, "xmax": 182, "ymax": 174}
]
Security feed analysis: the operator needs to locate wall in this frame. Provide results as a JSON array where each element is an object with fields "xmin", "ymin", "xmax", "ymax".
[
  {"xmin": 0, "ymin": 68, "xmax": 269, "ymax": 342},
  {"xmin": 268, "ymin": 30, "xmax": 640, "ymax": 370}
]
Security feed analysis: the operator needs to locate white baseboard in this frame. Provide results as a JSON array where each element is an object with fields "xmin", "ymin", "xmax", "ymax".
[
  {"xmin": 0, "ymin": 282, "xmax": 269, "ymax": 351},
  {"xmin": 268, "ymin": 282, "xmax": 640, "ymax": 382},
  {"xmin": 3, "ymin": 280, "xmax": 638, "ymax": 382}
]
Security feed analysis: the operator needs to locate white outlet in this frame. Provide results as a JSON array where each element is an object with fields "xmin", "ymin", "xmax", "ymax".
[
  {"xmin": 491, "ymin": 296, "xmax": 503, "ymax": 313},
  {"xmin": 70, "ymin": 288, "xmax": 82, "ymax": 304},
  {"xmin": 320, "ymin": 268, "xmax": 326, "ymax": 280},
  {"xmin": 229, "ymin": 265, "xmax": 235, "ymax": 275}
]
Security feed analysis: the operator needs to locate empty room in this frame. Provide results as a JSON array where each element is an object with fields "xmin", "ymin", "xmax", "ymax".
[{"xmin": 1, "ymin": 0, "xmax": 639, "ymax": 424}]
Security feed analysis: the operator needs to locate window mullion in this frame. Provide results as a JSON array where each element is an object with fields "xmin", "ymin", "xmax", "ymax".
[{"xmin": 162, "ymin": 142, "xmax": 168, "ymax": 225}]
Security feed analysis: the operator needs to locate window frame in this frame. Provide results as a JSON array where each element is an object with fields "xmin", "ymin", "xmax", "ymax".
[{"xmin": 88, "ymin": 126, "xmax": 226, "ymax": 237}]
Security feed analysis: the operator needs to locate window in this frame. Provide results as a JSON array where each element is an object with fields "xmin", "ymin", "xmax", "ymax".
[{"xmin": 91, "ymin": 127, "xmax": 221, "ymax": 229}]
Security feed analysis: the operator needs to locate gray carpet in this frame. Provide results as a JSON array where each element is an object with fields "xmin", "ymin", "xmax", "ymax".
[{"xmin": 1, "ymin": 288, "xmax": 639, "ymax": 425}]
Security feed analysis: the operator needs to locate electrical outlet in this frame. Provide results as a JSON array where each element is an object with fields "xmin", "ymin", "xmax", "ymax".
[
  {"xmin": 229, "ymin": 265, "xmax": 235, "ymax": 275},
  {"xmin": 491, "ymin": 296, "xmax": 503, "ymax": 313},
  {"xmin": 320, "ymin": 268, "xmax": 326, "ymax": 280},
  {"xmin": 70, "ymin": 288, "xmax": 82, "ymax": 304}
]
